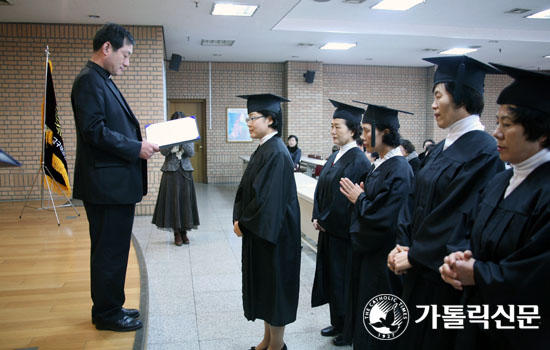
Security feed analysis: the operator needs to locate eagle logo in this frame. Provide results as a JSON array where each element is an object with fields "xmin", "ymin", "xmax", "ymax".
[{"xmin": 363, "ymin": 294, "xmax": 409, "ymax": 340}]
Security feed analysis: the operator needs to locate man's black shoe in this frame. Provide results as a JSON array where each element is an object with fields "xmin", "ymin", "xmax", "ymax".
[
  {"xmin": 95, "ymin": 315, "xmax": 143, "ymax": 332},
  {"xmin": 121, "ymin": 307, "xmax": 140, "ymax": 319},
  {"xmin": 320, "ymin": 325, "xmax": 341, "ymax": 337},
  {"xmin": 332, "ymin": 334, "xmax": 350, "ymax": 347},
  {"xmin": 92, "ymin": 308, "xmax": 140, "ymax": 324}
]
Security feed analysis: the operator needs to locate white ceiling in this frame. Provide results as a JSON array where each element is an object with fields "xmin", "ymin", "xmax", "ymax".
[{"xmin": 2, "ymin": 0, "xmax": 550, "ymax": 69}]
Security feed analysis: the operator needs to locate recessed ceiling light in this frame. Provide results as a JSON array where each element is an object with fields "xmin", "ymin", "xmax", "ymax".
[
  {"xmin": 439, "ymin": 48, "xmax": 478, "ymax": 55},
  {"xmin": 343, "ymin": 0, "xmax": 367, "ymax": 4},
  {"xmin": 544, "ymin": 55, "xmax": 550, "ymax": 59},
  {"xmin": 297, "ymin": 43, "xmax": 316, "ymax": 47},
  {"xmin": 365, "ymin": 58, "xmax": 373, "ymax": 61},
  {"xmin": 201, "ymin": 40, "xmax": 235, "ymax": 46},
  {"xmin": 526, "ymin": 9, "xmax": 550, "ymax": 19},
  {"xmin": 372, "ymin": 0, "xmax": 425, "ymax": 11},
  {"xmin": 313, "ymin": 0, "xmax": 331, "ymax": 2},
  {"xmin": 505, "ymin": 8, "xmax": 531, "ymax": 14},
  {"xmin": 211, "ymin": 3, "xmax": 258, "ymax": 16},
  {"xmin": 213, "ymin": 54, "xmax": 222, "ymax": 57},
  {"xmin": 422, "ymin": 48, "xmax": 439, "ymax": 52},
  {"xmin": 88, "ymin": 15, "xmax": 100, "ymax": 18},
  {"xmin": 320, "ymin": 42, "xmax": 356, "ymax": 50}
]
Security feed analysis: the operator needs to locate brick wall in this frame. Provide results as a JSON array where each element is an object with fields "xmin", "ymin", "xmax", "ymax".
[
  {"xmin": 166, "ymin": 61, "xmax": 286, "ymax": 183},
  {"xmin": 0, "ymin": 23, "xmax": 165, "ymax": 215},
  {"xmin": 0, "ymin": 22, "xmax": 515, "ymax": 214}
]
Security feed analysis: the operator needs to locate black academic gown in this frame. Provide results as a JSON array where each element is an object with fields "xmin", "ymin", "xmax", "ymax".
[
  {"xmin": 312, "ymin": 147, "xmax": 370, "ymax": 329},
  {"xmin": 396, "ymin": 130, "xmax": 504, "ymax": 350},
  {"xmin": 344, "ymin": 156, "xmax": 414, "ymax": 349},
  {"xmin": 455, "ymin": 162, "xmax": 550, "ymax": 350},
  {"xmin": 233, "ymin": 136, "xmax": 301, "ymax": 326}
]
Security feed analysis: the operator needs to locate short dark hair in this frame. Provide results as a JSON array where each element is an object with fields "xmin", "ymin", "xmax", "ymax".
[
  {"xmin": 436, "ymin": 82, "xmax": 484, "ymax": 116},
  {"xmin": 401, "ymin": 139, "xmax": 416, "ymax": 153},
  {"xmin": 170, "ymin": 111, "xmax": 187, "ymax": 120},
  {"xmin": 93, "ymin": 23, "xmax": 135, "ymax": 52},
  {"xmin": 376, "ymin": 123, "xmax": 401, "ymax": 147},
  {"xmin": 344, "ymin": 119, "xmax": 363, "ymax": 141},
  {"xmin": 508, "ymin": 105, "xmax": 550, "ymax": 149},
  {"xmin": 257, "ymin": 110, "xmax": 282, "ymax": 136},
  {"xmin": 288, "ymin": 135, "xmax": 298, "ymax": 142},
  {"xmin": 423, "ymin": 139, "xmax": 435, "ymax": 148}
]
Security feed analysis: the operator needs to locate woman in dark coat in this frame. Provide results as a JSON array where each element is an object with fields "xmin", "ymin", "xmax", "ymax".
[
  {"xmin": 387, "ymin": 56, "xmax": 504, "ymax": 350},
  {"xmin": 287, "ymin": 135, "xmax": 301, "ymax": 170},
  {"xmin": 311, "ymin": 100, "xmax": 371, "ymax": 346},
  {"xmin": 340, "ymin": 103, "xmax": 414, "ymax": 349},
  {"xmin": 233, "ymin": 94, "xmax": 301, "ymax": 350},
  {"xmin": 440, "ymin": 64, "xmax": 550, "ymax": 350},
  {"xmin": 152, "ymin": 111, "xmax": 200, "ymax": 245}
]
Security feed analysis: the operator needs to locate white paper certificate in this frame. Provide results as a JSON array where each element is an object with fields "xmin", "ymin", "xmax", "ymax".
[{"xmin": 145, "ymin": 117, "xmax": 200, "ymax": 148}]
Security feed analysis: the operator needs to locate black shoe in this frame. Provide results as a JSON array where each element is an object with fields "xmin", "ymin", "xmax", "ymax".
[
  {"xmin": 321, "ymin": 325, "xmax": 340, "ymax": 337},
  {"xmin": 92, "ymin": 308, "xmax": 140, "ymax": 324},
  {"xmin": 332, "ymin": 334, "xmax": 350, "ymax": 347},
  {"xmin": 95, "ymin": 315, "xmax": 143, "ymax": 332},
  {"xmin": 281, "ymin": 344, "xmax": 287, "ymax": 350},
  {"xmin": 122, "ymin": 307, "xmax": 140, "ymax": 319}
]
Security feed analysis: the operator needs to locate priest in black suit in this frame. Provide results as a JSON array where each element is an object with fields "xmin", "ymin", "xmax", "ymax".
[{"xmin": 71, "ymin": 23, "xmax": 159, "ymax": 332}]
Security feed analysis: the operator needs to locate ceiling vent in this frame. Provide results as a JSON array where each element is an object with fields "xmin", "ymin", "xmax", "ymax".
[
  {"xmin": 297, "ymin": 43, "xmax": 316, "ymax": 47},
  {"xmin": 0, "ymin": 0, "xmax": 13, "ymax": 5},
  {"xmin": 343, "ymin": 0, "xmax": 366, "ymax": 4},
  {"xmin": 201, "ymin": 40, "xmax": 235, "ymax": 46},
  {"xmin": 505, "ymin": 8, "xmax": 531, "ymax": 14}
]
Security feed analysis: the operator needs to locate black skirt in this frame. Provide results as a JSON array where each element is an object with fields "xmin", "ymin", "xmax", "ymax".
[{"xmin": 152, "ymin": 168, "xmax": 200, "ymax": 232}]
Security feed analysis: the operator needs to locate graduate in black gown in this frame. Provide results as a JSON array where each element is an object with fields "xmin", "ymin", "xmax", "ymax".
[
  {"xmin": 340, "ymin": 103, "xmax": 414, "ymax": 349},
  {"xmin": 440, "ymin": 64, "xmax": 550, "ymax": 350},
  {"xmin": 233, "ymin": 94, "xmax": 301, "ymax": 350},
  {"xmin": 387, "ymin": 56, "xmax": 504, "ymax": 350},
  {"xmin": 311, "ymin": 100, "xmax": 371, "ymax": 346}
]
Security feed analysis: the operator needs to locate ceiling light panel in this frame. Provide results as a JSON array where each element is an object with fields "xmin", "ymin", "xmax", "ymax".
[
  {"xmin": 211, "ymin": 3, "xmax": 258, "ymax": 16},
  {"xmin": 372, "ymin": 0, "xmax": 425, "ymax": 11},
  {"xmin": 320, "ymin": 42, "xmax": 356, "ymax": 50},
  {"xmin": 201, "ymin": 40, "xmax": 235, "ymax": 46},
  {"xmin": 439, "ymin": 48, "xmax": 478, "ymax": 55},
  {"xmin": 526, "ymin": 9, "xmax": 550, "ymax": 19}
]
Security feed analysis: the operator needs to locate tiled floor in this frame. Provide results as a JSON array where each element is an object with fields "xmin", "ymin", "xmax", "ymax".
[{"xmin": 132, "ymin": 183, "xmax": 352, "ymax": 350}]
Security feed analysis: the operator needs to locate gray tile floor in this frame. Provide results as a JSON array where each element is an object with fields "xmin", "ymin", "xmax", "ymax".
[{"xmin": 132, "ymin": 183, "xmax": 352, "ymax": 350}]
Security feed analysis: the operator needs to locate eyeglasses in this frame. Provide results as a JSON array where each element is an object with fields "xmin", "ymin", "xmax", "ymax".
[{"xmin": 245, "ymin": 115, "xmax": 265, "ymax": 123}]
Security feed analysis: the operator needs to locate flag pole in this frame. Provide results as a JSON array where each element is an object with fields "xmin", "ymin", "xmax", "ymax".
[
  {"xmin": 19, "ymin": 46, "xmax": 80, "ymax": 225},
  {"xmin": 40, "ymin": 45, "xmax": 49, "ymax": 208}
]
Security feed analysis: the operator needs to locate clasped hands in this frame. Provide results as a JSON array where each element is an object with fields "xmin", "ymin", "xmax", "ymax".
[
  {"xmin": 439, "ymin": 250, "xmax": 476, "ymax": 290},
  {"xmin": 387, "ymin": 245, "xmax": 412, "ymax": 275}
]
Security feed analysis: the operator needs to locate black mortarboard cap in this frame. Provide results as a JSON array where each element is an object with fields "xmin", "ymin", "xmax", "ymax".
[
  {"xmin": 490, "ymin": 63, "xmax": 550, "ymax": 115},
  {"xmin": 237, "ymin": 94, "xmax": 290, "ymax": 115},
  {"xmin": 423, "ymin": 56, "xmax": 501, "ymax": 97},
  {"xmin": 329, "ymin": 99, "xmax": 365, "ymax": 124},
  {"xmin": 353, "ymin": 100, "xmax": 413, "ymax": 147}
]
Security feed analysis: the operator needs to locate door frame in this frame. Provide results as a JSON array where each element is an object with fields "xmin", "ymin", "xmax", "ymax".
[{"xmin": 168, "ymin": 99, "xmax": 207, "ymax": 183}]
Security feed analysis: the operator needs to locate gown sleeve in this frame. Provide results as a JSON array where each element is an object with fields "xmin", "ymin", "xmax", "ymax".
[
  {"xmin": 353, "ymin": 163, "xmax": 413, "ymax": 253},
  {"xmin": 408, "ymin": 151, "xmax": 504, "ymax": 272},
  {"xmin": 473, "ymin": 206, "xmax": 550, "ymax": 305},
  {"xmin": 237, "ymin": 150, "xmax": 293, "ymax": 244}
]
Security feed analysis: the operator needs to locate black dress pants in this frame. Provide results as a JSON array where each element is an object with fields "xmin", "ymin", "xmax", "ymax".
[{"xmin": 84, "ymin": 202, "xmax": 136, "ymax": 321}]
